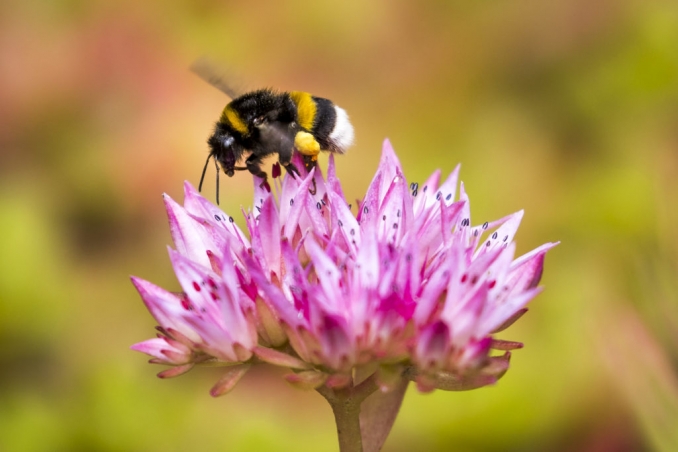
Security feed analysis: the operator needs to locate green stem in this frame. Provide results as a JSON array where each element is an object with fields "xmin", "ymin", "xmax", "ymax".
[{"xmin": 317, "ymin": 375, "xmax": 378, "ymax": 452}]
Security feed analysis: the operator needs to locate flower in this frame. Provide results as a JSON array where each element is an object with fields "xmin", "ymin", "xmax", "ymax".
[{"xmin": 131, "ymin": 139, "xmax": 556, "ymax": 396}]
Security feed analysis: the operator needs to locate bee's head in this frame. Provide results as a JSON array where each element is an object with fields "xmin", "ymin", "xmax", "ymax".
[{"xmin": 207, "ymin": 132, "xmax": 240, "ymax": 177}]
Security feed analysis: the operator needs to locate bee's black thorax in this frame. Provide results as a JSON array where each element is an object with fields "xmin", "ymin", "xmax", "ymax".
[
  {"xmin": 229, "ymin": 90, "xmax": 297, "ymax": 131},
  {"xmin": 209, "ymin": 90, "xmax": 298, "ymax": 173}
]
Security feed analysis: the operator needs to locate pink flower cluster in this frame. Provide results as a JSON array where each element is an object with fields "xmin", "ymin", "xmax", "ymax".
[{"xmin": 132, "ymin": 140, "xmax": 556, "ymax": 395}]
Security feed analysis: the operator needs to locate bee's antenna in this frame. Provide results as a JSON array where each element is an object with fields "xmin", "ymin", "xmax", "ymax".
[
  {"xmin": 214, "ymin": 158, "xmax": 220, "ymax": 205},
  {"xmin": 199, "ymin": 154, "xmax": 212, "ymax": 193}
]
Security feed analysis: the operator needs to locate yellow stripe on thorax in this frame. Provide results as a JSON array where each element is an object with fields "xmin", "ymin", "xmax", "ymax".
[
  {"xmin": 290, "ymin": 91, "xmax": 316, "ymax": 130},
  {"xmin": 220, "ymin": 104, "xmax": 249, "ymax": 135}
]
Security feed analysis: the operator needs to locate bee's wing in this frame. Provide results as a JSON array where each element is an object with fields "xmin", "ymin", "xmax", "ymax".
[{"xmin": 190, "ymin": 57, "xmax": 244, "ymax": 99}]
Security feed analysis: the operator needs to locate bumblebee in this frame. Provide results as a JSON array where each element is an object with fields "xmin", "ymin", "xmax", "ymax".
[{"xmin": 192, "ymin": 60, "xmax": 354, "ymax": 201}]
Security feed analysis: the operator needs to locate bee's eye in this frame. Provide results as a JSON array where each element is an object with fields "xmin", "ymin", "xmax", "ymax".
[{"xmin": 253, "ymin": 116, "xmax": 266, "ymax": 126}]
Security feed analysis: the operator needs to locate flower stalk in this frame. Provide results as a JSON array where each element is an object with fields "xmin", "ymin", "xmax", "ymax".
[{"xmin": 317, "ymin": 375, "xmax": 379, "ymax": 452}]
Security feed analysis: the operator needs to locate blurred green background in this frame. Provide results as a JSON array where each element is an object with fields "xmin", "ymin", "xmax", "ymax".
[{"xmin": 2, "ymin": 0, "xmax": 678, "ymax": 451}]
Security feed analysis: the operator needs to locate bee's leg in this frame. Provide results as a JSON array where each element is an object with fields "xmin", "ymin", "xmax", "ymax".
[
  {"xmin": 245, "ymin": 154, "xmax": 267, "ymax": 179},
  {"xmin": 281, "ymin": 145, "xmax": 316, "ymax": 194},
  {"xmin": 282, "ymin": 160, "xmax": 315, "ymax": 194},
  {"xmin": 283, "ymin": 162, "xmax": 301, "ymax": 179},
  {"xmin": 303, "ymin": 155, "xmax": 317, "ymax": 172},
  {"xmin": 245, "ymin": 154, "xmax": 270, "ymax": 191},
  {"xmin": 299, "ymin": 155, "xmax": 318, "ymax": 195},
  {"xmin": 293, "ymin": 131, "xmax": 320, "ymax": 191},
  {"xmin": 278, "ymin": 146, "xmax": 301, "ymax": 179}
]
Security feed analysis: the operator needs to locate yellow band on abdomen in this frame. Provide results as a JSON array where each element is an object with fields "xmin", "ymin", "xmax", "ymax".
[{"xmin": 290, "ymin": 91, "xmax": 317, "ymax": 130}]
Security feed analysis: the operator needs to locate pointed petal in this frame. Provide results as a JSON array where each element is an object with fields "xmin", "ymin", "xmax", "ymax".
[
  {"xmin": 413, "ymin": 169, "xmax": 441, "ymax": 215},
  {"xmin": 326, "ymin": 154, "xmax": 346, "ymax": 200},
  {"xmin": 358, "ymin": 171, "xmax": 383, "ymax": 232},
  {"xmin": 474, "ymin": 210, "xmax": 523, "ymax": 259},
  {"xmin": 376, "ymin": 139, "xmax": 404, "ymax": 196},
  {"xmin": 131, "ymin": 337, "xmax": 190, "ymax": 364},
  {"xmin": 130, "ymin": 276, "xmax": 201, "ymax": 343},
  {"xmin": 508, "ymin": 242, "xmax": 559, "ymax": 290},
  {"xmin": 209, "ymin": 364, "xmax": 251, "ymax": 397},
  {"xmin": 246, "ymin": 253, "xmax": 301, "ymax": 327},
  {"xmin": 490, "ymin": 339, "xmax": 524, "ymax": 350},
  {"xmin": 438, "ymin": 165, "xmax": 461, "ymax": 205},
  {"xmin": 376, "ymin": 170, "xmax": 409, "ymax": 243},
  {"xmin": 164, "ymin": 194, "xmax": 214, "ymax": 268},
  {"xmin": 425, "ymin": 371, "xmax": 498, "ymax": 391},
  {"xmin": 283, "ymin": 172, "xmax": 315, "ymax": 241},
  {"xmin": 168, "ymin": 249, "xmax": 254, "ymax": 360},
  {"xmin": 157, "ymin": 363, "xmax": 194, "ymax": 379},
  {"xmin": 254, "ymin": 297, "xmax": 288, "ymax": 347},
  {"xmin": 316, "ymin": 314, "xmax": 354, "ymax": 370},
  {"xmin": 253, "ymin": 346, "xmax": 311, "ymax": 370},
  {"xmin": 182, "ymin": 181, "xmax": 250, "ymax": 252},
  {"xmin": 284, "ymin": 370, "xmax": 328, "ymax": 390},
  {"xmin": 414, "ymin": 321, "xmax": 450, "ymax": 369},
  {"xmin": 491, "ymin": 308, "xmax": 528, "ymax": 333},
  {"xmin": 478, "ymin": 287, "xmax": 543, "ymax": 336},
  {"xmin": 328, "ymin": 190, "xmax": 361, "ymax": 253},
  {"xmin": 325, "ymin": 373, "xmax": 353, "ymax": 389},
  {"xmin": 255, "ymin": 196, "xmax": 282, "ymax": 276},
  {"xmin": 305, "ymin": 238, "xmax": 343, "ymax": 310}
]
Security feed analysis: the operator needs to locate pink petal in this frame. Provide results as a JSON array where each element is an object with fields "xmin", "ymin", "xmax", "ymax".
[
  {"xmin": 413, "ymin": 169, "xmax": 441, "ymax": 215},
  {"xmin": 131, "ymin": 338, "xmax": 189, "ymax": 364},
  {"xmin": 182, "ymin": 181, "xmax": 250, "ymax": 253},
  {"xmin": 478, "ymin": 286, "xmax": 543, "ymax": 336},
  {"xmin": 474, "ymin": 210, "xmax": 523, "ymax": 259},
  {"xmin": 254, "ymin": 196, "xmax": 282, "ymax": 276},
  {"xmin": 491, "ymin": 308, "xmax": 528, "ymax": 333},
  {"xmin": 358, "ymin": 170, "xmax": 383, "ymax": 232},
  {"xmin": 253, "ymin": 346, "xmax": 311, "ymax": 370},
  {"xmin": 315, "ymin": 314, "xmax": 354, "ymax": 370},
  {"xmin": 164, "ymin": 194, "xmax": 214, "ymax": 268},
  {"xmin": 130, "ymin": 276, "xmax": 201, "ymax": 343},
  {"xmin": 437, "ymin": 165, "xmax": 461, "ymax": 205},
  {"xmin": 157, "ymin": 363, "xmax": 194, "ymax": 379},
  {"xmin": 326, "ymin": 154, "xmax": 346, "ymax": 201},
  {"xmin": 328, "ymin": 189, "xmax": 361, "ymax": 253},
  {"xmin": 210, "ymin": 364, "xmax": 250, "ymax": 397},
  {"xmin": 305, "ymin": 238, "xmax": 344, "ymax": 311},
  {"xmin": 168, "ymin": 248, "xmax": 254, "ymax": 359},
  {"xmin": 414, "ymin": 321, "xmax": 450, "ymax": 369},
  {"xmin": 376, "ymin": 170, "xmax": 409, "ymax": 243},
  {"xmin": 282, "ymin": 171, "xmax": 315, "ymax": 241},
  {"xmin": 444, "ymin": 283, "xmax": 489, "ymax": 348},
  {"xmin": 375, "ymin": 139, "xmax": 404, "ymax": 199},
  {"xmin": 284, "ymin": 370, "xmax": 328, "ymax": 390},
  {"xmin": 508, "ymin": 242, "xmax": 559, "ymax": 290}
]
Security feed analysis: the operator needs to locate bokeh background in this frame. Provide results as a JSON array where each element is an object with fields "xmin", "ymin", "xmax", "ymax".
[{"xmin": 2, "ymin": 0, "xmax": 678, "ymax": 451}]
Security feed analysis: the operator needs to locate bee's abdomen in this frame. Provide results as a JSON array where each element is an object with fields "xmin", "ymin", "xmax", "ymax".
[
  {"xmin": 290, "ymin": 92, "xmax": 354, "ymax": 154},
  {"xmin": 327, "ymin": 104, "xmax": 353, "ymax": 153},
  {"xmin": 312, "ymin": 97, "xmax": 353, "ymax": 153},
  {"xmin": 310, "ymin": 97, "xmax": 338, "ymax": 150}
]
